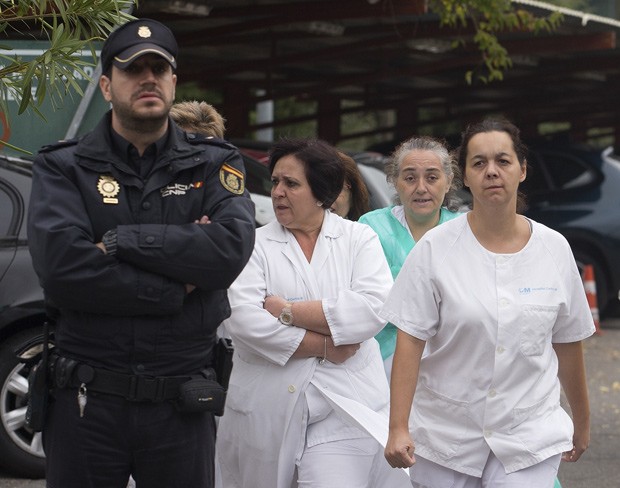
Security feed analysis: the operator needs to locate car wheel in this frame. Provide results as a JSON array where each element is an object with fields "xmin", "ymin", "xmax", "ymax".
[
  {"xmin": 0, "ymin": 327, "xmax": 46, "ymax": 478},
  {"xmin": 572, "ymin": 250, "xmax": 609, "ymax": 319}
]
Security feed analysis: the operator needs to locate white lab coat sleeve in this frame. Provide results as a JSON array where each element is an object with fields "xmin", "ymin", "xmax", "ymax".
[
  {"xmin": 323, "ymin": 225, "xmax": 393, "ymax": 346},
  {"xmin": 225, "ymin": 241, "xmax": 306, "ymax": 366},
  {"xmin": 545, "ymin": 228, "xmax": 597, "ymax": 342}
]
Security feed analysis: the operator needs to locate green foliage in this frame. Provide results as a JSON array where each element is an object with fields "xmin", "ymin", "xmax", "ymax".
[
  {"xmin": 429, "ymin": 0, "xmax": 563, "ymax": 83},
  {"xmin": 0, "ymin": 0, "xmax": 135, "ymax": 117}
]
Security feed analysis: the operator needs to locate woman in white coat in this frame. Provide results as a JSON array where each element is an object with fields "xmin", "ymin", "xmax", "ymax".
[
  {"xmin": 217, "ymin": 138, "xmax": 409, "ymax": 488},
  {"xmin": 383, "ymin": 118, "xmax": 594, "ymax": 487}
]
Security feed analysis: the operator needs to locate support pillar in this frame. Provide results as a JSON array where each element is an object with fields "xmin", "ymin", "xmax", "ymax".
[
  {"xmin": 317, "ymin": 96, "xmax": 340, "ymax": 145},
  {"xmin": 222, "ymin": 83, "xmax": 250, "ymax": 139}
]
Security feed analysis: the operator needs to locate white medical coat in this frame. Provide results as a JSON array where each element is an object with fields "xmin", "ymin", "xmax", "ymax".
[
  {"xmin": 381, "ymin": 214, "xmax": 596, "ymax": 476},
  {"xmin": 217, "ymin": 211, "xmax": 401, "ymax": 488}
]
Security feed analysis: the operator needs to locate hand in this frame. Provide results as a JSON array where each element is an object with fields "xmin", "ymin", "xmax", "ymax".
[
  {"xmin": 326, "ymin": 337, "xmax": 360, "ymax": 364},
  {"xmin": 95, "ymin": 242, "xmax": 106, "ymax": 253},
  {"xmin": 385, "ymin": 430, "xmax": 416, "ymax": 469},
  {"xmin": 185, "ymin": 284, "xmax": 196, "ymax": 294},
  {"xmin": 195, "ymin": 215, "xmax": 211, "ymax": 224},
  {"xmin": 562, "ymin": 432, "xmax": 589, "ymax": 462},
  {"xmin": 562, "ymin": 417, "xmax": 589, "ymax": 463}
]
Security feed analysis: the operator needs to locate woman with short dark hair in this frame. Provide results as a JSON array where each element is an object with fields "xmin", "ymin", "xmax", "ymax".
[{"xmin": 217, "ymin": 138, "xmax": 409, "ymax": 488}]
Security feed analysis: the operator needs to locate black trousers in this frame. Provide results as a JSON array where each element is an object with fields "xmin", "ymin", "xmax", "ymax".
[{"xmin": 44, "ymin": 387, "xmax": 216, "ymax": 488}]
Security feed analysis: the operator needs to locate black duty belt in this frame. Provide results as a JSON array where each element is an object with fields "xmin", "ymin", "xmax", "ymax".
[{"xmin": 52, "ymin": 356, "xmax": 192, "ymax": 402}]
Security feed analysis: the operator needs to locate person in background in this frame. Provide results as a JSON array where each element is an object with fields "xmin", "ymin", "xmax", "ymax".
[
  {"xmin": 382, "ymin": 117, "xmax": 593, "ymax": 487},
  {"xmin": 170, "ymin": 100, "xmax": 226, "ymax": 139},
  {"xmin": 170, "ymin": 100, "xmax": 226, "ymax": 226},
  {"xmin": 358, "ymin": 136, "xmax": 461, "ymax": 377},
  {"xmin": 27, "ymin": 19, "xmax": 255, "ymax": 488},
  {"xmin": 330, "ymin": 151, "xmax": 370, "ymax": 220},
  {"xmin": 216, "ymin": 138, "xmax": 409, "ymax": 488},
  {"xmin": 170, "ymin": 100, "xmax": 276, "ymax": 228}
]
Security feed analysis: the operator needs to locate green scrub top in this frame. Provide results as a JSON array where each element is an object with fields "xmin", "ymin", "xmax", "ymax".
[{"xmin": 359, "ymin": 206, "xmax": 461, "ymax": 360}]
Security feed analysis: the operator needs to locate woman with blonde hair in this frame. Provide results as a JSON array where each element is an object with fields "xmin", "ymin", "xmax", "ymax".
[{"xmin": 170, "ymin": 100, "xmax": 226, "ymax": 139}]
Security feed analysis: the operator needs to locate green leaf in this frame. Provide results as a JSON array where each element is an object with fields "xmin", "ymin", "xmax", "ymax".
[
  {"xmin": 0, "ymin": 139, "xmax": 34, "ymax": 155},
  {"xmin": 428, "ymin": 0, "xmax": 564, "ymax": 82},
  {"xmin": 18, "ymin": 80, "xmax": 32, "ymax": 114}
]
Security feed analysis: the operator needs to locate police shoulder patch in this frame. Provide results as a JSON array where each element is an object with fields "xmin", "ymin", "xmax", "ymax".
[{"xmin": 220, "ymin": 163, "xmax": 245, "ymax": 195}]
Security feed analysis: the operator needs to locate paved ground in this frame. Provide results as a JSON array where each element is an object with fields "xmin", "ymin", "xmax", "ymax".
[
  {"xmin": 2, "ymin": 320, "xmax": 619, "ymax": 488},
  {"xmin": 557, "ymin": 318, "xmax": 620, "ymax": 488}
]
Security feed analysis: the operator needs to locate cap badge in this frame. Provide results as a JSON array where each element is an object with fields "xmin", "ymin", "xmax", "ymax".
[
  {"xmin": 97, "ymin": 175, "xmax": 120, "ymax": 204},
  {"xmin": 138, "ymin": 26, "xmax": 152, "ymax": 39}
]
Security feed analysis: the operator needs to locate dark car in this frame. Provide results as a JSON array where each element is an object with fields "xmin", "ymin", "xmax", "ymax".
[
  {"xmin": 0, "ymin": 154, "xmax": 46, "ymax": 478},
  {"xmin": 523, "ymin": 142, "xmax": 620, "ymax": 317}
]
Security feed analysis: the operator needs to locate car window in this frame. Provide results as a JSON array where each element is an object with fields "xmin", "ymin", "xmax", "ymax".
[
  {"xmin": 0, "ymin": 179, "xmax": 18, "ymax": 237},
  {"xmin": 0, "ymin": 190, "xmax": 10, "ymax": 237},
  {"xmin": 539, "ymin": 151, "xmax": 597, "ymax": 190},
  {"xmin": 243, "ymin": 155, "xmax": 272, "ymax": 197},
  {"xmin": 0, "ymin": 177, "xmax": 20, "ymax": 280},
  {"xmin": 521, "ymin": 153, "xmax": 550, "ymax": 196}
]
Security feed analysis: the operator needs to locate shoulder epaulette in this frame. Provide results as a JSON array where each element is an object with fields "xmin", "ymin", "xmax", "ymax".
[
  {"xmin": 185, "ymin": 132, "xmax": 237, "ymax": 150},
  {"xmin": 38, "ymin": 139, "xmax": 79, "ymax": 153}
]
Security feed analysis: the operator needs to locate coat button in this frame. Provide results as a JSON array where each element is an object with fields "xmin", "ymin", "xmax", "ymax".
[
  {"xmin": 142, "ymin": 201, "xmax": 151, "ymax": 210},
  {"xmin": 288, "ymin": 385, "xmax": 296, "ymax": 393},
  {"xmin": 145, "ymin": 236, "xmax": 155, "ymax": 244}
]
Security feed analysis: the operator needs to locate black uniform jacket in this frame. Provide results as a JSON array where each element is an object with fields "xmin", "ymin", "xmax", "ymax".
[{"xmin": 27, "ymin": 112, "xmax": 256, "ymax": 376}]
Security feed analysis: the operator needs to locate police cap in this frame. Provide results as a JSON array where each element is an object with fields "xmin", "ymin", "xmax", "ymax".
[{"xmin": 101, "ymin": 18, "xmax": 178, "ymax": 72}]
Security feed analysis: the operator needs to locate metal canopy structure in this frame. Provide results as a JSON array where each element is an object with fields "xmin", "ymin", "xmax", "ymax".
[{"xmin": 137, "ymin": 1, "xmax": 620, "ymax": 147}]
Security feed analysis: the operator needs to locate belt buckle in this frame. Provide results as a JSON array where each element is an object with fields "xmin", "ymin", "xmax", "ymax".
[{"xmin": 128, "ymin": 376, "xmax": 166, "ymax": 402}]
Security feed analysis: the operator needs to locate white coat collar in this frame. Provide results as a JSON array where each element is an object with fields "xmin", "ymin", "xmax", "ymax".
[
  {"xmin": 261, "ymin": 211, "xmax": 346, "ymax": 298},
  {"xmin": 261, "ymin": 209, "xmax": 345, "ymax": 243}
]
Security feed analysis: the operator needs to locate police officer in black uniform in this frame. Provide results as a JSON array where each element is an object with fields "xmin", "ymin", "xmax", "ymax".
[{"xmin": 27, "ymin": 19, "xmax": 255, "ymax": 488}]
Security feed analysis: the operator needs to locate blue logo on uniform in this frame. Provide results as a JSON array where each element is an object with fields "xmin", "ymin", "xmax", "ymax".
[{"xmin": 519, "ymin": 286, "xmax": 557, "ymax": 294}]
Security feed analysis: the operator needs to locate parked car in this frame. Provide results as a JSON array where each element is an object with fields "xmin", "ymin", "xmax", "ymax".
[
  {"xmin": 524, "ymin": 142, "xmax": 620, "ymax": 317},
  {"xmin": 0, "ymin": 154, "xmax": 46, "ymax": 478},
  {"xmin": 242, "ymin": 153, "xmax": 275, "ymax": 225}
]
